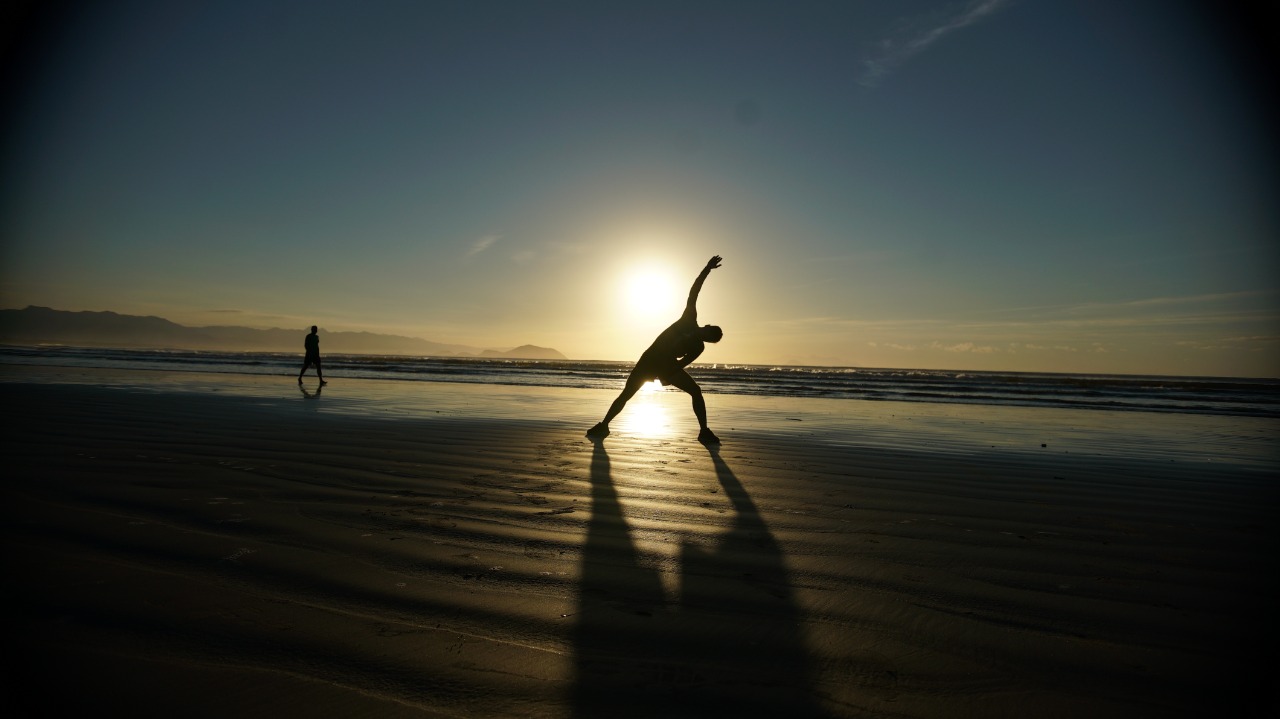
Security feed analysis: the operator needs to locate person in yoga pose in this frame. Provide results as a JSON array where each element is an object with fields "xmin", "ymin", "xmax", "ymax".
[{"xmin": 586, "ymin": 255, "xmax": 724, "ymax": 444}]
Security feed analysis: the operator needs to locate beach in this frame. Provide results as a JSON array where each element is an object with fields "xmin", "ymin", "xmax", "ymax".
[{"xmin": 2, "ymin": 366, "xmax": 1275, "ymax": 717}]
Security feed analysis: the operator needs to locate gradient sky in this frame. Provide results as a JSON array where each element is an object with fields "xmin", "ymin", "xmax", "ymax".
[{"xmin": 3, "ymin": 1, "xmax": 1275, "ymax": 376}]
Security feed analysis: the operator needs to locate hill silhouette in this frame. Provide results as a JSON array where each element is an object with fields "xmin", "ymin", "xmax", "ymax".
[{"xmin": 0, "ymin": 306, "xmax": 567, "ymax": 360}]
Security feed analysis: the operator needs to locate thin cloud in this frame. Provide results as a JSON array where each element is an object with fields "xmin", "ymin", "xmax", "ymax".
[
  {"xmin": 776, "ymin": 305, "xmax": 1279, "ymax": 333},
  {"xmin": 984, "ymin": 290, "xmax": 1275, "ymax": 317},
  {"xmin": 1021, "ymin": 343, "xmax": 1079, "ymax": 352},
  {"xmin": 1222, "ymin": 335, "xmax": 1280, "ymax": 343},
  {"xmin": 859, "ymin": 0, "xmax": 1010, "ymax": 88},
  {"xmin": 1061, "ymin": 290, "xmax": 1275, "ymax": 314},
  {"xmin": 465, "ymin": 234, "xmax": 500, "ymax": 258},
  {"xmin": 932, "ymin": 341, "xmax": 1000, "ymax": 354},
  {"xmin": 1177, "ymin": 335, "xmax": 1280, "ymax": 351},
  {"xmin": 772, "ymin": 290, "xmax": 1279, "ymax": 357},
  {"xmin": 548, "ymin": 241, "xmax": 591, "ymax": 255}
]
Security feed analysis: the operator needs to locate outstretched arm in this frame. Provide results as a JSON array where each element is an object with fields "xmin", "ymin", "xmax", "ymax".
[{"xmin": 681, "ymin": 255, "xmax": 723, "ymax": 320}]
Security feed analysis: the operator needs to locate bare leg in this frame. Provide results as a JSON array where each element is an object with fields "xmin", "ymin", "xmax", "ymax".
[
  {"xmin": 666, "ymin": 370, "xmax": 718, "ymax": 443},
  {"xmin": 588, "ymin": 370, "xmax": 649, "ymax": 437},
  {"xmin": 664, "ymin": 370, "xmax": 706, "ymax": 428},
  {"xmin": 665, "ymin": 368, "xmax": 716, "ymax": 442},
  {"xmin": 603, "ymin": 375, "xmax": 646, "ymax": 424}
]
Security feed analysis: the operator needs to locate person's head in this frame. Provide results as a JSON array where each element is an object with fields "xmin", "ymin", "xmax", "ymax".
[
  {"xmin": 310, "ymin": 325, "xmax": 318, "ymax": 334},
  {"xmin": 700, "ymin": 325, "xmax": 723, "ymax": 343}
]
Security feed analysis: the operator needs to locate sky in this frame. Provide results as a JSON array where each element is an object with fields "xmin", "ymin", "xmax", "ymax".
[{"xmin": 2, "ymin": 0, "xmax": 1276, "ymax": 377}]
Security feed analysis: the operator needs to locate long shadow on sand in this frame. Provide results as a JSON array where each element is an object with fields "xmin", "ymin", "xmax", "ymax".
[{"xmin": 572, "ymin": 442, "xmax": 823, "ymax": 717}]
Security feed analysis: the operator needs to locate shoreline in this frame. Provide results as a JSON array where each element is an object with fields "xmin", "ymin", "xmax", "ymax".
[
  {"xmin": 2, "ymin": 368, "xmax": 1275, "ymax": 716},
  {"xmin": 4, "ymin": 347, "xmax": 1276, "ymax": 421},
  {"xmin": 2, "ymin": 363, "xmax": 1275, "ymax": 468}
]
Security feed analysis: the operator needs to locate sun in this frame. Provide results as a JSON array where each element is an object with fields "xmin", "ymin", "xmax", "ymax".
[{"xmin": 622, "ymin": 267, "xmax": 679, "ymax": 318}]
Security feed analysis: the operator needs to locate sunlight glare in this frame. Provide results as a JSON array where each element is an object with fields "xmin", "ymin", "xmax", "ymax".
[
  {"xmin": 623, "ymin": 267, "xmax": 679, "ymax": 318},
  {"xmin": 615, "ymin": 385, "xmax": 678, "ymax": 438}
]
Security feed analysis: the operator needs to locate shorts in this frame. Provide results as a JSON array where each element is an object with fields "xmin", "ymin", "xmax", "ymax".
[{"xmin": 632, "ymin": 353, "xmax": 680, "ymax": 384}]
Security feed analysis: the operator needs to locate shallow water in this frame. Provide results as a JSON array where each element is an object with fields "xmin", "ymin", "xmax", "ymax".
[
  {"xmin": 3, "ymin": 345, "xmax": 1276, "ymax": 417},
  {"xmin": 4, "ymin": 363, "xmax": 1275, "ymax": 471}
]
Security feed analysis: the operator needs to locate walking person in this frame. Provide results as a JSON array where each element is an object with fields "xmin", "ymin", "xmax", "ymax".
[{"xmin": 298, "ymin": 325, "xmax": 327, "ymax": 385}]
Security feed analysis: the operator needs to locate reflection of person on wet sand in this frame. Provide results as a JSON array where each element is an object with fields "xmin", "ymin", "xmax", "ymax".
[
  {"xmin": 587, "ymin": 255, "xmax": 724, "ymax": 444},
  {"xmin": 297, "ymin": 325, "xmax": 327, "ymax": 385}
]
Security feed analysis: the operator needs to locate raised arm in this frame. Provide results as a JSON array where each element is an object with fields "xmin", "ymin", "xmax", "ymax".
[{"xmin": 681, "ymin": 255, "xmax": 723, "ymax": 320}]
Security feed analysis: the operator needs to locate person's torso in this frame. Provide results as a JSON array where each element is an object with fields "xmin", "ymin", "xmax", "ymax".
[{"xmin": 645, "ymin": 318, "xmax": 701, "ymax": 360}]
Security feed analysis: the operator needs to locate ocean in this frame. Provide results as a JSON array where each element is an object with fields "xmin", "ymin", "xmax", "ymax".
[{"xmin": 1, "ymin": 345, "xmax": 1276, "ymax": 419}]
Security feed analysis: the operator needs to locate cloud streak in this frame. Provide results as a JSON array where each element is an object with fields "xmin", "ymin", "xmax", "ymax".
[
  {"xmin": 780, "ymin": 290, "xmax": 1278, "ymax": 331},
  {"xmin": 858, "ymin": 0, "xmax": 1010, "ymax": 88},
  {"xmin": 773, "ymin": 288, "xmax": 1278, "ymax": 364},
  {"xmin": 465, "ymin": 234, "xmax": 500, "ymax": 258}
]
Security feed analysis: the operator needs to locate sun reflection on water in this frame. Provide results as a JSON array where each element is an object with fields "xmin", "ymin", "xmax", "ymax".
[{"xmin": 615, "ymin": 381, "xmax": 678, "ymax": 438}]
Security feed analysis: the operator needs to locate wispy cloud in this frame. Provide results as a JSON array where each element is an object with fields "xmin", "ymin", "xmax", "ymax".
[
  {"xmin": 548, "ymin": 241, "xmax": 591, "ymax": 255},
  {"xmin": 934, "ymin": 341, "xmax": 999, "ymax": 353},
  {"xmin": 858, "ymin": 0, "xmax": 1010, "ymax": 88},
  {"xmin": 1060, "ymin": 290, "xmax": 1274, "ymax": 314},
  {"xmin": 465, "ymin": 234, "xmax": 500, "ymax": 258},
  {"xmin": 1019, "ymin": 343, "xmax": 1079, "ymax": 353},
  {"xmin": 772, "ymin": 289, "xmax": 1278, "ymax": 362},
  {"xmin": 983, "ymin": 290, "xmax": 1274, "ymax": 317},
  {"xmin": 1177, "ymin": 336, "xmax": 1280, "ymax": 351},
  {"xmin": 464, "ymin": 237, "xmax": 591, "ymax": 264}
]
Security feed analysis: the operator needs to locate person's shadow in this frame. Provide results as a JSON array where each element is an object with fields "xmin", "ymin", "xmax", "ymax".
[
  {"xmin": 572, "ymin": 442, "xmax": 668, "ymax": 715},
  {"xmin": 572, "ymin": 441, "xmax": 823, "ymax": 717}
]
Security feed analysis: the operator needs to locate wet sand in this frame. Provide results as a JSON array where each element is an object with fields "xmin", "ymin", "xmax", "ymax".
[{"xmin": 1, "ymin": 366, "xmax": 1274, "ymax": 717}]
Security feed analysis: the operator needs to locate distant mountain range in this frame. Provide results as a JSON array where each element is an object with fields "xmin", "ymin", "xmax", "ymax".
[{"xmin": 0, "ymin": 306, "xmax": 567, "ymax": 360}]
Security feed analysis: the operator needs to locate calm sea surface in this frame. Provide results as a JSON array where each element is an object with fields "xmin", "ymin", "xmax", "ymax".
[{"xmin": 2, "ymin": 345, "xmax": 1276, "ymax": 419}]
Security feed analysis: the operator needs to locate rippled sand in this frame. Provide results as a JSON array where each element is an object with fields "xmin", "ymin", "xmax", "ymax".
[{"xmin": 2, "ymin": 367, "xmax": 1274, "ymax": 717}]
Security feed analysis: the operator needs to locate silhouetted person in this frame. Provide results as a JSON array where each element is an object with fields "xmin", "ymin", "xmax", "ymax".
[
  {"xmin": 587, "ymin": 255, "xmax": 724, "ymax": 444},
  {"xmin": 298, "ymin": 325, "xmax": 326, "ymax": 385}
]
